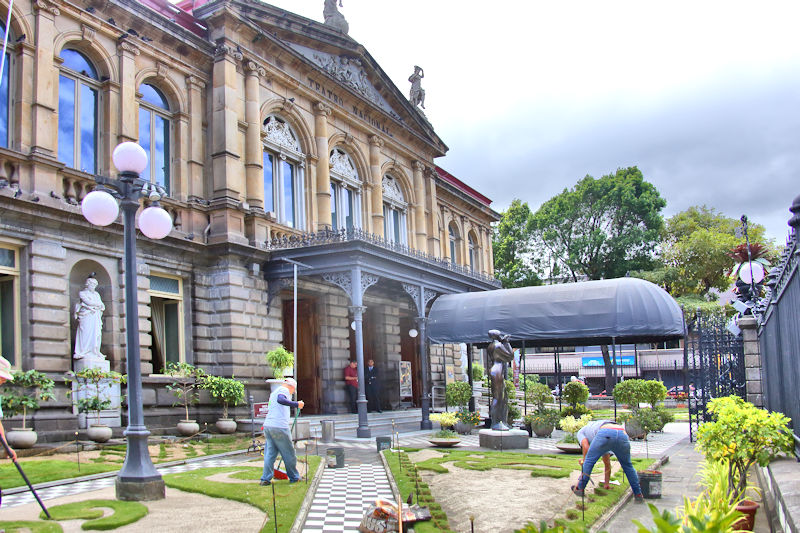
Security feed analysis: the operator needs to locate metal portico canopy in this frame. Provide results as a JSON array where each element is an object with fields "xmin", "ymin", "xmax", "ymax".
[{"xmin": 427, "ymin": 277, "xmax": 685, "ymax": 346}]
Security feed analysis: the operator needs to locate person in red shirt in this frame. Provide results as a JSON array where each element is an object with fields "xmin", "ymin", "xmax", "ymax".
[{"xmin": 343, "ymin": 360, "xmax": 358, "ymax": 413}]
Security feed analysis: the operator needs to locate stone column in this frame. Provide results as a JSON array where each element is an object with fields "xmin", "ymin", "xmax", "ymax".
[
  {"xmin": 441, "ymin": 208, "xmax": 451, "ymax": 262},
  {"xmin": 117, "ymin": 41, "xmax": 140, "ymax": 142},
  {"xmin": 412, "ymin": 161, "xmax": 427, "ymax": 250},
  {"xmin": 31, "ymin": 0, "xmax": 59, "ymax": 156},
  {"xmin": 244, "ymin": 61, "xmax": 265, "ymax": 209},
  {"xmin": 185, "ymin": 76, "xmax": 205, "ymax": 200},
  {"xmin": 369, "ymin": 135, "xmax": 385, "ymax": 237},
  {"xmin": 314, "ymin": 102, "xmax": 332, "ymax": 230},
  {"xmin": 739, "ymin": 317, "xmax": 763, "ymax": 407},
  {"xmin": 28, "ymin": 240, "xmax": 70, "ymax": 372},
  {"xmin": 426, "ymin": 168, "xmax": 440, "ymax": 256}
]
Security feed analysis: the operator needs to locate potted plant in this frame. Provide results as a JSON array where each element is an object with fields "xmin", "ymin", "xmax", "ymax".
[
  {"xmin": 523, "ymin": 409, "xmax": 560, "ymax": 438},
  {"xmin": 201, "ymin": 375, "xmax": 245, "ymax": 434},
  {"xmin": 166, "ymin": 362, "xmax": 206, "ymax": 436},
  {"xmin": 428, "ymin": 412, "xmax": 460, "ymax": 447},
  {"xmin": 697, "ymin": 395, "xmax": 793, "ymax": 530},
  {"xmin": 455, "ymin": 409, "xmax": 481, "ymax": 434},
  {"xmin": 445, "ymin": 381, "xmax": 475, "ymax": 434},
  {"xmin": 471, "ymin": 363, "xmax": 484, "ymax": 388},
  {"xmin": 556, "ymin": 414, "xmax": 592, "ymax": 453},
  {"xmin": 67, "ymin": 367, "xmax": 126, "ymax": 443},
  {"xmin": 265, "ymin": 345, "xmax": 294, "ymax": 379},
  {"xmin": 0, "ymin": 369, "xmax": 55, "ymax": 448},
  {"xmin": 560, "ymin": 380, "xmax": 591, "ymax": 418}
]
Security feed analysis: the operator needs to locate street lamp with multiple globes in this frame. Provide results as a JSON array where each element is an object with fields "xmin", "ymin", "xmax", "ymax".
[{"xmin": 80, "ymin": 142, "xmax": 171, "ymax": 500}]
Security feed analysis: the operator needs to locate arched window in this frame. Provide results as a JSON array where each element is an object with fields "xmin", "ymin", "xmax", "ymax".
[
  {"xmin": 382, "ymin": 175, "xmax": 407, "ymax": 245},
  {"xmin": 468, "ymin": 233, "xmax": 478, "ymax": 272},
  {"xmin": 262, "ymin": 115, "xmax": 306, "ymax": 229},
  {"xmin": 329, "ymin": 148, "xmax": 361, "ymax": 232},
  {"xmin": 448, "ymin": 224, "xmax": 459, "ymax": 264},
  {"xmin": 58, "ymin": 48, "xmax": 99, "ymax": 173},
  {"xmin": 0, "ymin": 21, "xmax": 13, "ymax": 148},
  {"xmin": 138, "ymin": 83, "xmax": 171, "ymax": 194}
]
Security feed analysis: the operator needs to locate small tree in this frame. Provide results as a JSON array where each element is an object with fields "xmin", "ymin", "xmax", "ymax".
[
  {"xmin": 66, "ymin": 368, "xmax": 126, "ymax": 426},
  {"xmin": 697, "ymin": 396, "xmax": 793, "ymax": 502},
  {"xmin": 641, "ymin": 380, "xmax": 667, "ymax": 409},
  {"xmin": 265, "ymin": 345, "xmax": 294, "ymax": 379},
  {"xmin": 1, "ymin": 370, "xmax": 55, "ymax": 429},
  {"xmin": 201, "ymin": 375, "xmax": 245, "ymax": 420},
  {"xmin": 562, "ymin": 381, "xmax": 589, "ymax": 408},
  {"xmin": 166, "ymin": 362, "xmax": 206, "ymax": 421},
  {"xmin": 525, "ymin": 382, "xmax": 554, "ymax": 412},
  {"xmin": 445, "ymin": 381, "xmax": 472, "ymax": 410},
  {"xmin": 613, "ymin": 379, "xmax": 646, "ymax": 409},
  {"xmin": 470, "ymin": 363, "xmax": 484, "ymax": 383}
]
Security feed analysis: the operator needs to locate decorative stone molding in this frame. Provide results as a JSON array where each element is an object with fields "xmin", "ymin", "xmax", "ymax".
[
  {"xmin": 314, "ymin": 102, "xmax": 332, "ymax": 117},
  {"xmin": 34, "ymin": 0, "xmax": 61, "ymax": 16},
  {"xmin": 323, "ymin": 272, "xmax": 351, "ymax": 299},
  {"xmin": 186, "ymin": 75, "xmax": 206, "ymax": 90},
  {"xmin": 312, "ymin": 53, "xmax": 377, "ymax": 103},
  {"xmin": 382, "ymin": 175, "xmax": 405, "ymax": 204},
  {"xmin": 329, "ymin": 148, "xmax": 359, "ymax": 183},
  {"xmin": 368, "ymin": 135, "xmax": 384, "ymax": 148},
  {"xmin": 281, "ymin": 96, "xmax": 294, "ymax": 113},
  {"xmin": 156, "ymin": 62, "xmax": 168, "ymax": 80},
  {"xmin": 214, "ymin": 43, "xmax": 243, "ymax": 61},
  {"xmin": 262, "ymin": 116, "xmax": 303, "ymax": 155},
  {"xmin": 81, "ymin": 25, "xmax": 96, "ymax": 43},
  {"xmin": 245, "ymin": 60, "xmax": 267, "ymax": 79},
  {"xmin": 412, "ymin": 161, "xmax": 424, "ymax": 173},
  {"xmin": 117, "ymin": 40, "xmax": 140, "ymax": 56}
]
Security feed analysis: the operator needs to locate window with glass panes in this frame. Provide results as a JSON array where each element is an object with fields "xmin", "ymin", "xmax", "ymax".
[
  {"xmin": 0, "ymin": 22, "xmax": 13, "ymax": 148},
  {"xmin": 382, "ymin": 175, "xmax": 407, "ymax": 245},
  {"xmin": 468, "ymin": 233, "xmax": 477, "ymax": 271},
  {"xmin": 329, "ymin": 148, "xmax": 361, "ymax": 231},
  {"xmin": 138, "ymin": 83, "xmax": 171, "ymax": 194},
  {"xmin": 148, "ymin": 274, "xmax": 184, "ymax": 374},
  {"xmin": 448, "ymin": 225, "xmax": 459, "ymax": 264},
  {"xmin": 0, "ymin": 245, "xmax": 20, "ymax": 367},
  {"xmin": 262, "ymin": 116, "xmax": 306, "ymax": 229},
  {"xmin": 58, "ymin": 49, "xmax": 99, "ymax": 173}
]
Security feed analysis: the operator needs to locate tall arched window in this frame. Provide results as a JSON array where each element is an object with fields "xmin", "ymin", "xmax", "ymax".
[
  {"xmin": 138, "ymin": 83, "xmax": 171, "ymax": 193},
  {"xmin": 382, "ymin": 175, "xmax": 407, "ymax": 245},
  {"xmin": 448, "ymin": 224, "xmax": 459, "ymax": 264},
  {"xmin": 329, "ymin": 148, "xmax": 361, "ymax": 232},
  {"xmin": 0, "ymin": 21, "xmax": 13, "ymax": 149},
  {"xmin": 58, "ymin": 48, "xmax": 99, "ymax": 173},
  {"xmin": 262, "ymin": 115, "xmax": 306, "ymax": 229},
  {"xmin": 468, "ymin": 233, "xmax": 478, "ymax": 272}
]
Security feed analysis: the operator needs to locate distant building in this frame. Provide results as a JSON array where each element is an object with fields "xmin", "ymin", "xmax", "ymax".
[{"xmin": 0, "ymin": 0, "xmax": 499, "ymax": 438}]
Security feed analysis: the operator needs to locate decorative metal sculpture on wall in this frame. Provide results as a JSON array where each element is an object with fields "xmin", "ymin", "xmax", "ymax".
[{"xmin": 687, "ymin": 313, "xmax": 745, "ymax": 442}]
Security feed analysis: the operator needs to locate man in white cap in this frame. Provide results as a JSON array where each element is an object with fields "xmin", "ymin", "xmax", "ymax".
[
  {"xmin": 0, "ymin": 356, "xmax": 18, "ymax": 460},
  {"xmin": 260, "ymin": 377, "xmax": 303, "ymax": 485}
]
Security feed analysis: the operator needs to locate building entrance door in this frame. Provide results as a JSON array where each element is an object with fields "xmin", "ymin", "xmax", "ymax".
[
  {"xmin": 282, "ymin": 298, "xmax": 321, "ymax": 414},
  {"xmin": 400, "ymin": 313, "xmax": 421, "ymax": 407}
]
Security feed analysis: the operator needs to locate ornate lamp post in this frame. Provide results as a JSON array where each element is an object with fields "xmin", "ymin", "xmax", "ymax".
[{"xmin": 80, "ymin": 142, "xmax": 171, "ymax": 500}]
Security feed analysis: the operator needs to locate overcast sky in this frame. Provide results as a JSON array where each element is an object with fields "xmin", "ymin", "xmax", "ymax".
[{"xmin": 256, "ymin": 1, "xmax": 800, "ymax": 242}]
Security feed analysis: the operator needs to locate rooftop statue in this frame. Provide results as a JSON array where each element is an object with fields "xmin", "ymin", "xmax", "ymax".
[
  {"xmin": 323, "ymin": 0, "xmax": 349, "ymax": 34},
  {"xmin": 408, "ymin": 65, "xmax": 426, "ymax": 109}
]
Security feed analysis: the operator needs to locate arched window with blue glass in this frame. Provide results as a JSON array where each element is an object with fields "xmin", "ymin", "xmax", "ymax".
[
  {"xmin": 0, "ymin": 20, "xmax": 14, "ymax": 149},
  {"xmin": 329, "ymin": 147, "xmax": 361, "ymax": 232},
  {"xmin": 382, "ymin": 174, "xmax": 408, "ymax": 245},
  {"xmin": 138, "ymin": 83, "xmax": 171, "ymax": 194},
  {"xmin": 262, "ymin": 115, "xmax": 306, "ymax": 229},
  {"xmin": 58, "ymin": 48, "xmax": 99, "ymax": 173}
]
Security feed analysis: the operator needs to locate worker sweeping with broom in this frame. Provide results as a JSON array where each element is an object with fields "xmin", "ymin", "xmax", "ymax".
[{"xmin": 260, "ymin": 377, "xmax": 303, "ymax": 486}]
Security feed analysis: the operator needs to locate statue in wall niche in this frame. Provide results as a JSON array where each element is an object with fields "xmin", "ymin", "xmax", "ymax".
[
  {"xmin": 73, "ymin": 275, "xmax": 106, "ymax": 362},
  {"xmin": 488, "ymin": 329, "xmax": 513, "ymax": 431},
  {"xmin": 323, "ymin": 0, "xmax": 349, "ymax": 34},
  {"xmin": 408, "ymin": 66, "xmax": 425, "ymax": 109}
]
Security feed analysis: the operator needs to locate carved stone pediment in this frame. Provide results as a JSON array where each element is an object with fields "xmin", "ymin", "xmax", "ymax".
[
  {"xmin": 330, "ymin": 148, "xmax": 359, "ymax": 184},
  {"xmin": 262, "ymin": 116, "xmax": 303, "ymax": 156}
]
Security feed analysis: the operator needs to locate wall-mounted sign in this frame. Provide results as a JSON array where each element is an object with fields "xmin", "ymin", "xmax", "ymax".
[
  {"xmin": 399, "ymin": 361, "xmax": 412, "ymax": 398},
  {"xmin": 445, "ymin": 364, "xmax": 455, "ymax": 384},
  {"xmin": 253, "ymin": 402, "xmax": 269, "ymax": 419},
  {"xmin": 582, "ymin": 356, "xmax": 635, "ymax": 367}
]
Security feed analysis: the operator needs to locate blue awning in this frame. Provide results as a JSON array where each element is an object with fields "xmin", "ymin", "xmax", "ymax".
[{"xmin": 427, "ymin": 278, "xmax": 684, "ymax": 346}]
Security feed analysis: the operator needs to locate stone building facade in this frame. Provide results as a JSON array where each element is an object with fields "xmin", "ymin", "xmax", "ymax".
[{"xmin": 0, "ymin": 0, "xmax": 499, "ymax": 439}]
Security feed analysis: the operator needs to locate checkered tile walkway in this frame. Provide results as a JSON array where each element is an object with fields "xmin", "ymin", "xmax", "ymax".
[
  {"xmin": 2, "ymin": 455, "xmax": 253, "ymax": 508},
  {"xmin": 300, "ymin": 464, "xmax": 394, "ymax": 533}
]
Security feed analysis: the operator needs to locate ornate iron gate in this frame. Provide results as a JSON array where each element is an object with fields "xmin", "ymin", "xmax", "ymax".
[{"xmin": 688, "ymin": 313, "xmax": 746, "ymax": 441}]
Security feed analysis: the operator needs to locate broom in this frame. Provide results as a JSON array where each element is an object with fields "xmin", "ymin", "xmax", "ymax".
[{"xmin": 273, "ymin": 409, "xmax": 301, "ymax": 480}]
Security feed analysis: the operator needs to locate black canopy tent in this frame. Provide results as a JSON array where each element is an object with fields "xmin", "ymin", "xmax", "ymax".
[{"xmin": 426, "ymin": 278, "xmax": 686, "ymax": 417}]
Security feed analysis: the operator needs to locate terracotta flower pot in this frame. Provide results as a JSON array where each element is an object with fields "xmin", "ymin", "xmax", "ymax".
[{"xmin": 734, "ymin": 499, "xmax": 760, "ymax": 531}]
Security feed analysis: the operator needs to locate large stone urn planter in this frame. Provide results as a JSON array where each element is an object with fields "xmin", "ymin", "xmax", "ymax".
[
  {"xmin": 177, "ymin": 420, "xmax": 200, "ymax": 436},
  {"xmin": 215, "ymin": 418, "xmax": 237, "ymax": 434},
  {"xmin": 453, "ymin": 421, "xmax": 475, "ymax": 435},
  {"xmin": 7, "ymin": 428, "xmax": 37, "ymax": 449},
  {"xmin": 87, "ymin": 424, "xmax": 113, "ymax": 443},
  {"xmin": 625, "ymin": 419, "xmax": 646, "ymax": 440},
  {"xmin": 530, "ymin": 422, "xmax": 555, "ymax": 438}
]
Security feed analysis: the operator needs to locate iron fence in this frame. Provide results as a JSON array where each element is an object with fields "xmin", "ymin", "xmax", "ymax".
[{"xmin": 757, "ymin": 195, "xmax": 800, "ymax": 457}]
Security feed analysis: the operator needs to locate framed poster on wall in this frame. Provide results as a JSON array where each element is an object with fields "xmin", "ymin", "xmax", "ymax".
[
  {"xmin": 399, "ymin": 361, "xmax": 412, "ymax": 398},
  {"xmin": 445, "ymin": 363, "xmax": 455, "ymax": 384}
]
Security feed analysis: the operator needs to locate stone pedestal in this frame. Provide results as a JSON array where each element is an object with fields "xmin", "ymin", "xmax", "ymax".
[
  {"xmin": 72, "ymin": 357, "xmax": 122, "ymax": 428},
  {"xmin": 739, "ymin": 317, "xmax": 763, "ymax": 407},
  {"xmin": 478, "ymin": 428, "xmax": 529, "ymax": 450},
  {"xmin": 115, "ymin": 478, "xmax": 166, "ymax": 501}
]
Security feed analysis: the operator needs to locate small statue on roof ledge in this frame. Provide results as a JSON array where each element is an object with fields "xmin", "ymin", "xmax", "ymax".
[
  {"xmin": 408, "ymin": 65, "xmax": 426, "ymax": 109},
  {"xmin": 323, "ymin": 0, "xmax": 349, "ymax": 34}
]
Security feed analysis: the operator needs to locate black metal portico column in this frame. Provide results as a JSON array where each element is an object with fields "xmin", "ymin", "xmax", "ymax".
[
  {"xmin": 417, "ymin": 315, "xmax": 432, "ymax": 430},
  {"xmin": 116, "ymin": 174, "xmax": 165, "ymax": 500},
  {"xmin": 350, "ymin": 266, "xmax": 371, "ymax": 438}
]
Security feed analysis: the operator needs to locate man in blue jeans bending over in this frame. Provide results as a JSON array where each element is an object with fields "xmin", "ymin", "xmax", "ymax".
[
  {"xmin": 260, "ymin": 377, "xmax": 304, "ymax": 485},
  {"xmin": 571, "ymin": 419, "xmax": 644, "ymax": 502}
]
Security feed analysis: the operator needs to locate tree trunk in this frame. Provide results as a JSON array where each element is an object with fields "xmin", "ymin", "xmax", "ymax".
[{"xmin": 601, "ymin": 344, "xmax": 615, "ymax": 394}]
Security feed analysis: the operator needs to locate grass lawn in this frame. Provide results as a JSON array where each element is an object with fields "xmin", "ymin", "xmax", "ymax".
[
  {"xmin": 163, "ymin": 455, "xmax": 321, "ymax": 533},
  {"xmin": 0, "ymin": 521, "xmax": 63, "ymax": 532},
  {"xmin": 0, "ymin": 460, "xmax": 120, "ymax": 490},
  {"xmin": 40, "ymin": 499, "xmax": 148, "ymax": 530},
  {"xmin": 385, "ymin": 448, "xmax": 655, "ymax": 531}
]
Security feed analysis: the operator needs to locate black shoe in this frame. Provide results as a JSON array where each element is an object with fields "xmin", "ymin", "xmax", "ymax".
[
  {"xmin": 260, "ymin": 480, "xmax": 271, "ymax": 486},
  {"xmin": 571, "ymin": 485, "xmax": 584, "ymax": 497}
]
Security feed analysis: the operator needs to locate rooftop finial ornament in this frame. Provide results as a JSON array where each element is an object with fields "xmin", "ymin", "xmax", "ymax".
[{"xmin": 323, "ymin": 0, "xmax": 349, "ymax": 34}]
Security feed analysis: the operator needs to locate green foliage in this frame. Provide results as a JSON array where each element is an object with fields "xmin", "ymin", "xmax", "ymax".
[
  {"xmin": 696, "ymin": 395, "xmax": 793, "ymax": 502},
  {"xmin": 530, "ymin": 167, "xmax": 665, "ymax": 282},
  {"xmin": 471, "ymin": 363, "xmax": 484, "ymax": 382},
  {"xmin": 560, "ymin": 404, "xmax": 592, "ymax": 418},
  {"xmin": 65, "ymin": 368, "xmax": 126, "ymax": 425},
  {"xmin": 523, "ymin": 409, "xmax": 560, "ymax": 428},
  {"xmin": 265, "ymin": 345, "xmax": 294, "ymax": 379},
  {"xmin": 562, "ymin": 381, "xmax": 589, "ymax": 408},
  {"xmin": 516, "ymin": 522, "xmax": 594, "ymax": 533},
  {"xmin": 0, "ymin": 460, "xmax": 119, "ymax": 489},
  {"xmin": 456, "ymin": 408, "xmax": 481, "ymax": 426},
  {"xmin": 165, "ymin": 362, "xmax": 206, "ymax": 421},
  {"xmin": 559, "ymin": 414, "xmax": 592, "ymax": 437},
  {"xmin": 492, "ymin": 199, "xmax": 542, "ymax": 288},
  {"xmin": 1, "ymin": 369, "xmax": 55, "ymax": 429},
  {"xmin": 430, "ymin": 428, "xmax": 459, "ymax": 439},
  {"xmin": 42, "ymin": 499, "xmax": 147, "ymax": 530},
  {"xmin": 201, "ymin": 375, "xmax": 245, "ymax": 419},
  {"xmin": 612, "ymin": 379, "xmax": 646, "ymax": 409},
  {"xmin": 674, "ymin": 294, "xmax": 732, "ymax": 317},
  {"xmin": 640, "ymin": 380, "xmax": 667, "ymax": 408},
  {"xmin": 444, "ymin": 381, "xmax": 472, "ymax": 408},
  {"xmin": 0, "ymin": 521, "xmax": 63, "ymax": 533},
  {"xmin": 525, "ymin": 382, "xmax": 554, "ymax": 411},
  {"xmin": 508, "ymin": 401, "xmax": 521, "ymax": 425},
  {"xmin": 429, "ymin": 411, "xmax": 458, "ymax": 428}
]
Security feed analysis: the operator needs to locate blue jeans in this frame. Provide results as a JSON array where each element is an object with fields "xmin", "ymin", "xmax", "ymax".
[
  {"xmin": 261, "ymin": 427, "xmax": 300, "ymax": 483},
  {"xmin": 578, "ymin": 428, "xmax": 641, "ymax": 495}
]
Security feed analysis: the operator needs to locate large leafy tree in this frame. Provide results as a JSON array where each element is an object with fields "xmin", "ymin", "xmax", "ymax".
[
  {"xmin": 530, "ymin": 167, "xmax": 666, "ymax": 393},
  {"xmin": 492, "ymin": 199, "xmax": 541, "ymax": 288}
]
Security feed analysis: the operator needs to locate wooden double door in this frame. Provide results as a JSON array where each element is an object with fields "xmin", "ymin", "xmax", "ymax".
[{"xmin": 282, "ymin": 298, "xmax": 321, "ymax": 414}]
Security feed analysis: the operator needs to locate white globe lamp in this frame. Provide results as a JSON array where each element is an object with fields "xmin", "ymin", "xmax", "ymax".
[
  {"xmin": 112, "ymin": 142, "xmax": 148, "ymax": 174},
  {"xmin": 738, "ymin": 262, "xmax": 765, "ymax": 285},
  {"xmin": 408, "ymin": 328, "xmax": 418, "ymax": 338},
  {"xmin": 81, "ymin": 190, "xmax": 119, "ymax": 226},
  {"xmin": 138, "ymin": 206, "xmax": 173, "ymax": 239}
]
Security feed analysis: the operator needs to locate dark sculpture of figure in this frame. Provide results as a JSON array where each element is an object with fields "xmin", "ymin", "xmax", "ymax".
[{"xmin": 488, "ymin": 329, "xmax": 513, "ymax": 430}]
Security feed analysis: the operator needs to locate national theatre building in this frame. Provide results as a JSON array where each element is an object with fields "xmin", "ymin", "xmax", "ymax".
[{"xmin": 0, "ymin": 0, "xmax": 499, "ymax": 438}]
